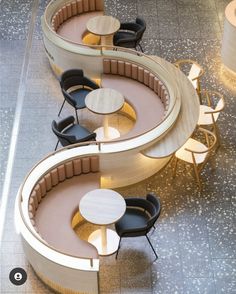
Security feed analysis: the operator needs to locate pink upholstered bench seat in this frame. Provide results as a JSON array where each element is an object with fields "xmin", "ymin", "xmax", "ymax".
[
  {"xmin": 57, "ymin": 11, "xmax": 103, "ymax": 44},
  {"xmin": 35, "ymin": 173, "xmax": 100, "ymax": 259},
  {"xmin": 102, "ymin": 74, "xmax": 165, "ymax": 139}
]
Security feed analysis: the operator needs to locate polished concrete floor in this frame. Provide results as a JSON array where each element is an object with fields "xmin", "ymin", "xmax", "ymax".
[{"xmin": 0, "ymin": 0, "xmax": 236, "ymax": 293}]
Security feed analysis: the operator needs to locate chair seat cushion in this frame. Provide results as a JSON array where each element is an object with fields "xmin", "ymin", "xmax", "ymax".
[
  {"xmin": 113, "ymin": 31, "xmax": 136, "ymax": 45},
  {"xmin": 70, "ymin": 88, "xmax": 90, "ymax": 109},
  {"xmin": 63, "ymin": 123, "xmax": 92, "ymax": 140},
  {"xmin": 175, "ymin": 138, "xmax": 208, "ymax": 164},
  {"xmin": 115, "ymin": 208, "xmax": 149, "ymax": 236}
]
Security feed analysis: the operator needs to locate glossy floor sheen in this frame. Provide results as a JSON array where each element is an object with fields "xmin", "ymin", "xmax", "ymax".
[{"xmin": 0, "ymin": 0, "xmax": 236, "ymax": 293}]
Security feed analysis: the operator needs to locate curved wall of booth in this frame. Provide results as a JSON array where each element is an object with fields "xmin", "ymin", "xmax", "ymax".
[{"xmin": 15, "ymin": 0, "xmax": 200, "ymax": 293}]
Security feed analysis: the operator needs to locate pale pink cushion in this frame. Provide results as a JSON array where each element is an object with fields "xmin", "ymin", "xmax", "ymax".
[
  {"xmin": 101, "ymin": 74, "xmax": 165, "ymax": 139},
  {"xmin": 83, "ymin": 0, "xmax": 89, "ymax": 11},
  {"xmin": 34, "ymin": 184, "xmax": 41, "ymax": 203},
  {"xmin": 57, "ymin": 11, "xmax": 103, "ymax": 43},
  {"xmin": 131, "ymin": 64, "xmax": 138, "ymax": 80},
  {"xmin": 95, "ymin": 0, "xmax": 104, "ymax": 10},
  {"xmin": 51, "ymin": 168, "xmax": 59, "ymax": 186},
  {"xmin": 44, "ymin": 173, "xmax": 52, "ymax": 191},
  {"xmin": 89, "ymin": 0, "xmax": 96, "ymax": 11},
  {"xmin": 65, "ymin": 161, "xmax": 74, "ymax": 178},
  {"xmin": 39, "ymin": 178, "xmax": 47, "ymax": 198},
  {"xmin": 58, "ymin": 165, "xmax": 66, "ymax": 182},
  {"xmin": 90, "ymin": 156, "xmax": 99, "ymax": 172},
  {"xmin": 35, "ymin": 173, "xmax": 100, "ymax": 259},
  {"xmin": 82, "ymin": 157, "xmax": 90, "ymax": 173},
  {"xmin": 77, "ymin": 0, "xmax": 83, "ymax": 13}
]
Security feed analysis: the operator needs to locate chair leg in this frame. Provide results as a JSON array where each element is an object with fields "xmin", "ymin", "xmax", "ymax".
[
  {"xmin": 192, "ymin": 163, "xmax": 201, "ymax": 189},
  {"xmin": 172, "ymin": 157, "xmax": 178, "ymax": 177},
  {"xmin": 146, "ymin": 235, "xmax": 158, "ymax": 259},
  {"xmin": 214, "ymin": 124, "xmax": 221, "ymax": 150},
  {"xmin": 138, "ymin": 43, "xmax": 144, "ymax": 53},
  {"xmin": 54, "ymin": 140, "xmax": 59, "ymax": 151},
  {"xmin": 75, "ymin": 109, "xmax": 79, "ymax": 123},
  {"xmin": 58, "ymin": 99, "xmax": 66, "ymax": 117},
  {"xmin": 115, "ymin": 237, "xmax": 122, "ymax": 259}
]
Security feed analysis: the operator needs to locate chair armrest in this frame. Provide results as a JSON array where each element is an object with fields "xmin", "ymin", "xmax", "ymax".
[
  {"xmin": 125, "ymin": 198, "xmax": 154, "ymax": 213},
  {"xmin": 119, "ymin": 226, "xmax": 148, "ymax": 236},
  {"xmin": 114, "ymin": 35, "xmax": 137, "ymax": 46},
  {"xmin": 74, "ymin": 132, "xmax": 97, "ymax": 143},
  {"xmin": 83, "ymin": 77, "xmax": 100, "ymax": 90},
  {"xmin": 62, "ymin": 89, "xmax": 76, "ymax": 107}
]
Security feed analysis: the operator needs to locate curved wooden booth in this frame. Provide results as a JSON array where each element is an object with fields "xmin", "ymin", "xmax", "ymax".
[{"xmin": 15, "ymin": 0, "xmax": 200, "ymax": 293}]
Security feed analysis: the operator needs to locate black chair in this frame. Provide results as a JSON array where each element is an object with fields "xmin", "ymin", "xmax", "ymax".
[
  {"xmin": 113, "ymin": 17, "xmax": 146, "ymax": 52},
  {"xmin": 52, "ymin": 115, "xmax": 96, "ymax": 150},
  {"xmin": 58, "ymin": 69, "xmax": 99, "ymax": 123},
  {"xmin": 115, "ymin": 193, "xmax": 161, "ymax": 259}
]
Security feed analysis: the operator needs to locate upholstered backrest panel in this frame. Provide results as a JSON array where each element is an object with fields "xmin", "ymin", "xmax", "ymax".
[
  {"xmin": 28, "ymin": 156, "xmax": 100, "ymax": 228},
  {"xmin": 103, "ymin": 58, "xmax": 170, "ymax": 111}
]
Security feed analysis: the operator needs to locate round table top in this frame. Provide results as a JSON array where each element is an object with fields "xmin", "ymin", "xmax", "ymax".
[
  {"xmin": 86, "ymin": 15, "xmax": 120, "ymax": 36},
  {"xmin": 79, "ymin": 189, "xmax": 126, "ymax": 225},
  {"xmin": 85, "ymin": 88, "xmax": 124, "ymax": 115}
]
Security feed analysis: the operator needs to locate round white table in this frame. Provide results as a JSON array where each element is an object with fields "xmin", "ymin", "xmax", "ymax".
[
  {"xmin": 85, "ymin": 88, "xmax": 124, "ymax": 140},
  {"xmin": 79, "ymin": 189, "xmax": 126, "ymax": 256},
  {"xmin": 86, "ymin": 15, "xmax": 120, "ymax": 46}
]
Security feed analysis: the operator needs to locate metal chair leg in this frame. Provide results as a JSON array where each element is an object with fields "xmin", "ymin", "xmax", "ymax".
[
  {"xmin": 138, "ymin": 43, "xmax": 144, "ymax": 53},
  {"xmin": 75, "ymin": 109, "xmax": 79, "ymax": 123},
  {"xmin": 58, "ymin": 99, "xmax": 66, "ymax": 117},
  {"xmin": 146, "ymin": 235, "xmax": 158, "ymax": 259},
  {"xmin": 115, "ymin": 237, "xmax": 122, "ymax": 259},
  {"xmin": 54, "ymin": 140, "xmax": 59, "ymax": 151},
  {"xmin": 192, "ymin": 163, "xmax": 202, "ymax": 190}
]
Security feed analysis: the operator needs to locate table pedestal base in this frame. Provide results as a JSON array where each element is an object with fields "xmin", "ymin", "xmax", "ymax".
[
  {"xmin": 95, "ymin": 127, "xmax": 120, "ymax": 141},
  {"xmin": 88, "ymin": 228, "xmax": 120, "ymax": 256}
]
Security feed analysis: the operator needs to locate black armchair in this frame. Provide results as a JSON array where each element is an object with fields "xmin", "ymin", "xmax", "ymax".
[
  {"xmin": 113, "ymin": 17, "xmax": 146, "ymax": 52},
  {"xmin": 52, "ymin": 115, "xmax": 96, "ymax": 150},
  {"xmin": 115, "ymin": 193, "xmax": 161, "ymax": 259},
  {"xmin": 58, "ymin": 69, "xmax": 99, "ymax": 123}
]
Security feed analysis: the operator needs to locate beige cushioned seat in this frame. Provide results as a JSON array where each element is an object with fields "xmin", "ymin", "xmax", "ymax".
[
  {"xmin": 28, "ymin": 156, "xmax": 100, "ymax": 259},
  {"xmin": 35, "ymin": 173, "xmax": 100, "ymax": 258},
  {"xmin": 57, "ymin": 11, "xmax": 103, "ymax": 44},
  {"xmin": 102, "ymin": 74, "xmax": 165, "ymax": 139}
]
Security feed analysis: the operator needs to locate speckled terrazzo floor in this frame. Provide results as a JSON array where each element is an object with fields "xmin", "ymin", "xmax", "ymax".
[{"xmin": 0, "ymin": 0, "xmax": 236, "ymax": 293}]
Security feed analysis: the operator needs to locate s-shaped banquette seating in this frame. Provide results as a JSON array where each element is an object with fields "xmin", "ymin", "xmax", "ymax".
[{"xmin": 16, "ymin": 1, "xmax": 201, "ymax": 293}]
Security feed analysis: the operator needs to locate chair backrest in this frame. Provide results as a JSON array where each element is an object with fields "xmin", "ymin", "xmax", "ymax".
[
  {"xmin": 52, "ymin": 116, "xmax": 77, "ymax": 146},
  {"xmin": 136, "ymin": 17, "xmax": 146, "ymax": 43},
  {"xmin": 174, "ymin": 59, "xmax": 204, "ymax": 90},
  {"xmin": 185, "ymin": 127, "xmax": 217, "ymax": 159},
  {"xmin": 188, "ymin": 63, "xmax": 201, "ymax": 82},
  {"xmin": 60, "ymin": 69, "xmax": 84, "ymax": 90},
  {"xmin": 201, "ymin": 90, "xmax": 225, "ymax": 122},
  {"xmin": 146, "ymin": 194, "xmax": 161, "ymax": 230},
  {"xmin": 60, "ymin": 69, "xmax": 99, "ymax": 91}
]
